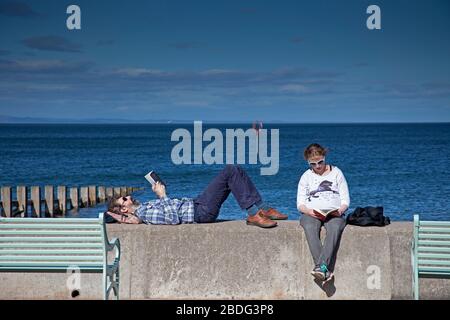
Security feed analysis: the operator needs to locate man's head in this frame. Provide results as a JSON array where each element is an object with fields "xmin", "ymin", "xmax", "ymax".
[{"xmin": 107, "ymin": 195, "xmax": 140, "ymax": 215}]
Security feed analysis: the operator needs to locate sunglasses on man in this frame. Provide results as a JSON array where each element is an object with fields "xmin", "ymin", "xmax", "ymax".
[{"xmin": 120, "ymin": 196, "xmax": 132, "ymax": 207}]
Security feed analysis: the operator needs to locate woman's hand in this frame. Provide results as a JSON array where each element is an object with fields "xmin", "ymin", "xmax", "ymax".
[
  {"xmin": 152, "ymin": 181, "xmax": 167, "ymax": 199},
  {"xmin": 308, "ymin": 208, "xmax": 325, "ymax": 219},
  {"xmin": 332, "ymin": 204, "xmax": 348, "ymax": 217},
  {"xmin": 299, "ymin": 205, "xmax": 321, "ymax": 219}
]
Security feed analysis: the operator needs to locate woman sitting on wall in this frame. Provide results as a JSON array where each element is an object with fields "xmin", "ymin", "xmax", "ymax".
[{"xmin": 297, "ymin": 143, "xmax": 350, "ymax": 283}]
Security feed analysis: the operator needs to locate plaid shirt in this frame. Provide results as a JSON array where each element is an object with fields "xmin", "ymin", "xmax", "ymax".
[{"xmin": 135, "ymin": 196, "xmax": 195, "ymax": 224}]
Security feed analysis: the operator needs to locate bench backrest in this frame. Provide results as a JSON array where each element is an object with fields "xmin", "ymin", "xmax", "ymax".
[
  {"xmin": 0, "ymin": 213, "xmax": 107, "ymax": 271},
  {"xmin": 413, "ymin": 214, "xmax": 450, "ymax": 276}
]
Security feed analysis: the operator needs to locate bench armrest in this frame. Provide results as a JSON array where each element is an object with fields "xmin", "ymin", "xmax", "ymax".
[{"xmin": 106, "ymin": 238, "xmax": 121, "ymax": 261}]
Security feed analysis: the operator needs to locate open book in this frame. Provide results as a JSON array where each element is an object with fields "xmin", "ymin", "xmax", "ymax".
[
  {"xmin": 144, "ymin": 171, "xmax": 166, "ymax": 187},
  {"xmin": 313, "ymin": 208, "xmax": 339, "ymax": 221}
]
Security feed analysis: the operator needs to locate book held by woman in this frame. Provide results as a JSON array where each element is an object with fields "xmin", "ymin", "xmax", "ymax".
[{"xmin": 313, "ymin": 208, "xmax": 339, "ymax": 221}]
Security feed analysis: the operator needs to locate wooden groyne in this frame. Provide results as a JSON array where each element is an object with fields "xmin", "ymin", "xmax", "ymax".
[{"xmin": 0, "ymin": 185, "xmax": 142, "ymax": 217}]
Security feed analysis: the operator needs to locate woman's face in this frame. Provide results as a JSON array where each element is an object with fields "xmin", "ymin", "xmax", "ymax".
[{"xmin": 308, "ymin": 155, "xmax": 326, "ymax": 174}]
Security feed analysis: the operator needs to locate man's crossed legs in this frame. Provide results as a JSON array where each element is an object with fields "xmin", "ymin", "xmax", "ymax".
[{"xmin": 193, "ymin": 165, "xmax": 287, "ymax": 228}]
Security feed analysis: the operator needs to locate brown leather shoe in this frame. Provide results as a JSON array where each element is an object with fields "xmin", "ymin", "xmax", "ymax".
[
  {"xmin": 262, "ymin": 208, "xmax": 288, "ymax": 220},
  {"xmin": 246, "ymin": 209, "xmax": 277, "ymax": 228}
]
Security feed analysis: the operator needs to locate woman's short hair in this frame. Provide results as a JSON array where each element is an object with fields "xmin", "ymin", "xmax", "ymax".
[{"xmin": 303, "ymin": 143, "xmax": 328, "ymax": 160}]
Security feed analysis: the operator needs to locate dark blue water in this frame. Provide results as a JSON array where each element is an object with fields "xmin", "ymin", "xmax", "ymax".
[{"xmin": 1, "ymin": 123, "xmax": 449, "ymax": 221}]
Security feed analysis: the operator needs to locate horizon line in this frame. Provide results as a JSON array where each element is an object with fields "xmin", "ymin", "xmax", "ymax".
[{"xmin": 1, "ymin": 121, "xmax": 450, "ymax": 125}]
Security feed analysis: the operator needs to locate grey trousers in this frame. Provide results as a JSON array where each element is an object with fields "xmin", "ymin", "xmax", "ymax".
[{"xmin": 300, "ymin": 214, "xmax": 346, "ymax": 270}]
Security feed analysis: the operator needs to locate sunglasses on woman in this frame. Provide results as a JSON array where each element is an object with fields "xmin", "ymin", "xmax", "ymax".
[{"xmin": 308, "ymin": 158, "xmax": 325, "ymax": 167}]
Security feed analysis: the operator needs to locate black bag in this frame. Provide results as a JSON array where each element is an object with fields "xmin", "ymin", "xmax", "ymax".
[{"xmin": 346, "ymin": 206, "xmax": 390, "ymax": 226}]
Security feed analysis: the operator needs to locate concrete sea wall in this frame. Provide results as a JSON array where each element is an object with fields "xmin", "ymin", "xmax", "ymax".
[{"xmin": 1, "ymin": 221, "xmax": 449, "ymax": 299}]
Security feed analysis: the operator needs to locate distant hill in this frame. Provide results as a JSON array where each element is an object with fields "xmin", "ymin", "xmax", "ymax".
[
  {"xmin": 0, "ymin": 115, "xmax": 192, "ymax": 124},
  {"xmin": 0, "ymin": 115, "xmax": 289, "ymax": 124}
]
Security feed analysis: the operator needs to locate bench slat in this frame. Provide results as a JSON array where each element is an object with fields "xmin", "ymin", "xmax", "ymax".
[
  {"xmin": 418, "ymin": 266, "xmax": 450, "ymax": 273},
  {"xmin": 0, "ymin": 230, "xmax": 102, "ymax": 235},
  {"xmin": 0, "ymin": 237, "xmax": 103, "ymax": 242},
  {"xmin": 418, "ymin": 259, "xmax": 450, "ymax": 266},
  {"xmin": 418, "ymin": 234, "xmax": 450, "ymax": 240},
  {"xmin": 419, "ymin": 221, "xmax": 450, "ymax": 227},
  {"xmin": 0, "ymin": 261, "xmax": 103, "ymax": 267},
  {"xmin": 0, "ymin": 224, "xmax": 102, "ymax": 229},
  {"xmin": 0, "ymin": 218, "xmax": 100, "ymax": 224},
  {"xmin": 418, "ymin": 247, "xmax": 450, "ymax": 253},
  {"xmin": 417, "ymin": 253, "xmax": 450, "ymax": 259},
  {"xmin": 417, "ymin": 272, "xmax": 450, "ymax": 276},
  {"xmin": 418, "ymin": 240, "xmax": 450, "ymax": 246},
  {"xmin": 0, "ymin": 256, "xmax": 103, "ymax": 261},
  {"xmin": 418, "ymin": 227, "xmax": 450, "ymax": 233},
  {"xmin": 0, "ymin": 249, "xmax": 104, "ymax": 255},
  {"xmin": 0, "ymin": 243, "xmax": 104, "ymax": 248},
  {"xmin": 0, "ymin": 266, "xmax": 103, "ymax": 271}
]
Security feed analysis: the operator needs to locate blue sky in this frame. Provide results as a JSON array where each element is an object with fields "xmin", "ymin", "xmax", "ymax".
[{"xmin": 0, "ymin": 0, "xmax": 449, "ymax": 122}]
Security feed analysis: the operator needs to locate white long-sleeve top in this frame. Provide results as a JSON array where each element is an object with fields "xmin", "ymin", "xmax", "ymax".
[{"xmin": 297, "ymin": 165, "xmax": 350, "ymax": 211}]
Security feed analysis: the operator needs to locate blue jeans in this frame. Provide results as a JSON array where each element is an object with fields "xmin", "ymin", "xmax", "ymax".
[{"xmin": 193, "ymin": 165, "xmax": 262, "ymax": 223}]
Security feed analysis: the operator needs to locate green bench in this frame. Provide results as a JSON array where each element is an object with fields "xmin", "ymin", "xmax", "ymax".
[
  {"xmin": 0, "ymin": 212, "xmax": 120, "ymax": 300},
  {"xmin": 411, "ymin": 214, "xmax": 450, "ymax": 300}
]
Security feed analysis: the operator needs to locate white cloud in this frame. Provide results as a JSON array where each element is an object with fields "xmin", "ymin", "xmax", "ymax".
[{"xmin": 279, "ymin": 84, "xmax": 310, "ymax": 93}]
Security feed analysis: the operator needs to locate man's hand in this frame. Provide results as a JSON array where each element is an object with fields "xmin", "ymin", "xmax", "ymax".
[
  {"xmin": 106, "ymin": 211, "xmax": 141, "ymax": 224},
  {"xmin": 152, "ymin": 181, "xmax": 167, "ymax": 199}
]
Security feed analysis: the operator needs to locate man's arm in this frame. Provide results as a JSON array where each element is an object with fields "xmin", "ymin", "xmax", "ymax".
[
  {"xmin": 106, "ymin": 211, "xmax": 142, "ymax": 224},
  {"xmin": 141, "ymin": 182, "xmax": 180, "ymax": 225},
  {"xmin": 154, "ymin": 182, "xmax": 180, "ymax": 224},
  {"xmin": 152, "ymin": 181, "xmax": 167, "ymax": 198}
]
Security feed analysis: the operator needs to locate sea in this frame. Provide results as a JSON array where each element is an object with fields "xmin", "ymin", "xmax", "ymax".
[{"xmin": 1, "ymin": 123, "xmax": 449, "ymax": 221}]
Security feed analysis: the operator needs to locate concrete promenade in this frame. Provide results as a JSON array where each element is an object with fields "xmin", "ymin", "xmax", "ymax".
[{"xmin": 1, "ymin": 221, "xmax": 449, "ymax": 299}]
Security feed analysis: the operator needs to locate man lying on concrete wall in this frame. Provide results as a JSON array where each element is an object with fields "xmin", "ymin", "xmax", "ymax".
[{"xmin": 106, "ymin": 164, "xmax": 287, "ymax": 229}]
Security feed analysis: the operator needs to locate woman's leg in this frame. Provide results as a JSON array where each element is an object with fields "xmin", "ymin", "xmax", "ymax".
[
  {"xmin": 300, "ymin": 214, "xmax": 323, "ymax": 267},
  {"xmin": 322, "ymin": 216, "xmax": 346, "ymax": 269}
]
